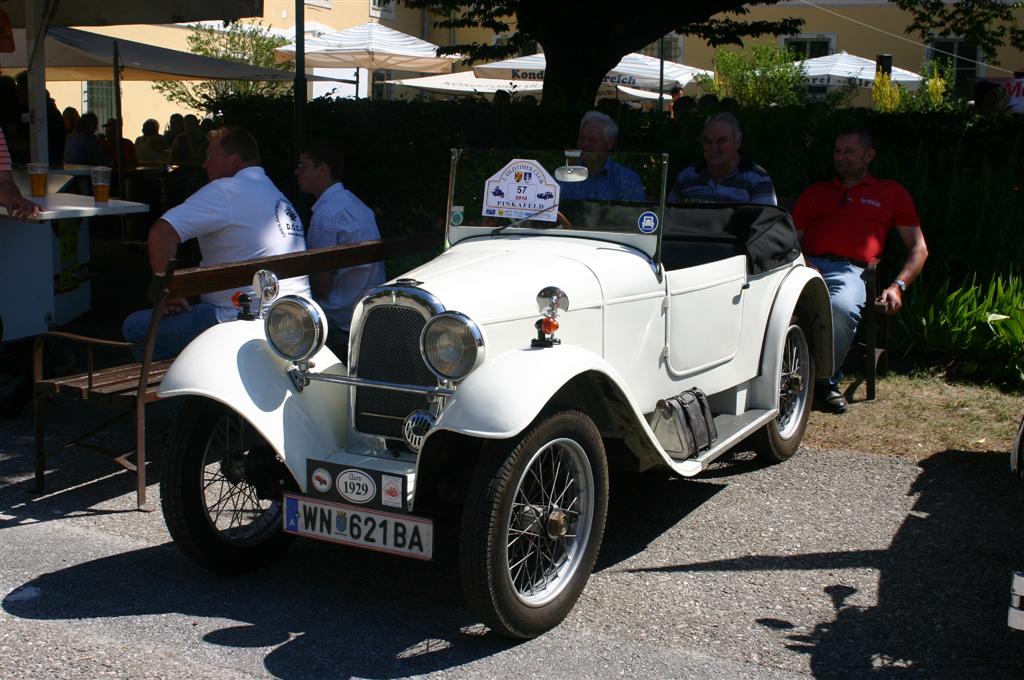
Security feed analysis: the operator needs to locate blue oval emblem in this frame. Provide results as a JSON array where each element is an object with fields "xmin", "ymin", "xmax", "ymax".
[{"xmin": 638, "ymin": 211, "xmax": 658, "ymax": 234}]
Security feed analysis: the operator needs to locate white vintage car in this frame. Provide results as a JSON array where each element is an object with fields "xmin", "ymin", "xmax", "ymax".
[{"xmin": 157, "ymin": 149, "xmax": 833, "ymax": 639}]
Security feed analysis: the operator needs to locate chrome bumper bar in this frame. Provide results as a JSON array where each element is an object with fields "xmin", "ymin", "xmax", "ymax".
[{"xmin": 293, "ymin": 369, "xmax": 455, "ymax": 398}]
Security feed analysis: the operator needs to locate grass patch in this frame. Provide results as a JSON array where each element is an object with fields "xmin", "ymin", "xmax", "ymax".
[{"xmin": 803, "ymin": 372, "xmax": 1023, "ymax": 459}]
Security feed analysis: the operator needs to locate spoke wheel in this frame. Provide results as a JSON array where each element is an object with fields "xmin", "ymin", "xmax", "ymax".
[
  {"xmin": 161, "ymin": 397, "xmax": 293, "ymax": 573},
  {"xmin": 754, "ymin": 323, "xmax": 813, "ymax": 463},
  {"xmin": 460, "ymin": 410, "xmax": 608, "ymax": 638}
]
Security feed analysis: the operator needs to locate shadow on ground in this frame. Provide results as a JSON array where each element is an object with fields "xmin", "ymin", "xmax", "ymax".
[{"xmin": 637, "ymin": 449, "xmax": 1024, "ymax": 679}]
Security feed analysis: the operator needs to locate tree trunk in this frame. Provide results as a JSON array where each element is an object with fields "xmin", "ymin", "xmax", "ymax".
[{"xmin": 540, "ymin": 42, "xmax": 619, "ymax": 107}]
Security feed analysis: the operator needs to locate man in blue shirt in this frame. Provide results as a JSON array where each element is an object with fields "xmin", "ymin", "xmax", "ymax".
[
  {"xmin": 295, "ymin": 139, "xmax": 385, "ymax": 362},
  {"xmin": 668, "ymin": 112, "xmax": 776, "ymax": 205},
  {"xmin": 558, "ymin": 111, "xmax": 645, "ymax": 202}
]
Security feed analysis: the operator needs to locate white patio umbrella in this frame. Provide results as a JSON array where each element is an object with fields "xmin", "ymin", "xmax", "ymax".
[
  {"xmin": 800, "ymin": 51, "xmax": 922, "ymax": 89},
  {"xmin": 387, "ymin": 70, "xmax": 542, "ymax": 97},
  {"xmin": 473, "ymin": 52, "xmax": 711, "ymax": 90},
  {"xmin": 274, "ymin": 21, "xmax": 460, "ymax": 74}
]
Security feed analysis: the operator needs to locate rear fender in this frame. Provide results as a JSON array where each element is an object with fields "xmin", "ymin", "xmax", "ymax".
[
  {"xmin": 158, "ymin": 320, "xmax": 348, "ymax": 492},
  {"xmin": 749, "ymin": 266, "xmax": 833, "ymax": 409}
]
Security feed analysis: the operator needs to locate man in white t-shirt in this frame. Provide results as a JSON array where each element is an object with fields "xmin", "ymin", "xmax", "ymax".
[
  {"xmin": 123, "ymin": 126, "xmax": 310, "ymax": 360},
  {"xmin": 295, "ymin": 139, "xmax": 385, "ymax": 362}
]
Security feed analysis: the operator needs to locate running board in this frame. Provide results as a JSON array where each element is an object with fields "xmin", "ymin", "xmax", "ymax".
[{"xmin": 675, "ymin": 408, "xmax": 777, "ymax": 477}]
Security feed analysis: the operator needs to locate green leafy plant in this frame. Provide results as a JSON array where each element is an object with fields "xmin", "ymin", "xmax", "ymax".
[
  {"xmin": 894, "ymin": 273, "xmax": 1024, "ymax": 389},
  {"xmin": 904, "ymin": 59, "xmax": 958, "ymax": 112},
  {"xmin": 693, "ymin": 43, "xmax": 809, "ymax": 108},
  {"xmin": 152, "ymin": 21, "xmax": 294, "ymax": 112}
]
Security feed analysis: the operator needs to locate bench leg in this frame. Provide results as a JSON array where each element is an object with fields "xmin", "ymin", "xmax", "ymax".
[
  {"xmin": 33, "ymin": 394, "xmax": 47, "ymax": 493},
  {"xmin": 135, "ymin": 404, "xmax": 154, "ymax": 512}
]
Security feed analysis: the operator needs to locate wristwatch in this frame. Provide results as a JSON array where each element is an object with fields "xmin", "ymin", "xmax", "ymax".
[{"xmin": 892, "ymin": 279, "xmax": 907, "ymax": 293}]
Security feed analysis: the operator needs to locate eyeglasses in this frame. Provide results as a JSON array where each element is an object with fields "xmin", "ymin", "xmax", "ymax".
[{"xmin": 295, "ymin": 161, "xmax": 322, "ymax": 171}]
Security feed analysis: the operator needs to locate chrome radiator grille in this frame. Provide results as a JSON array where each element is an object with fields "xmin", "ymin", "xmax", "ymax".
[{"xmin": 353, "ymin": 305, "xmax": 434, "ymax": 438}]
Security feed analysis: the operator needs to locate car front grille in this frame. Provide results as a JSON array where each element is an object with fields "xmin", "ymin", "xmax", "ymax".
[{"xmin": 353, "ymin": 305, "xmax": 434, "ymax": 439}]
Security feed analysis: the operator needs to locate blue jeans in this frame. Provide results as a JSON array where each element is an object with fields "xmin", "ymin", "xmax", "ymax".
[
  {"xmin": 808, "ymin": 256, "xmax": 867, "ymax": 389},
  {"xmin": 122, "ymin": 303, "xmax": 220, "ymax": 362}
]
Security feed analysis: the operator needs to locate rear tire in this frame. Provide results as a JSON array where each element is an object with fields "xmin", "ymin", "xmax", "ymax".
[
  {"xmin": 160, "ymin": 397, "xmax": 293, "ymax": 574},
  {"xmin": 459, "ymin": 410, "xmax": 608, "ymax": 638},
  {"xmin": 754, "ymin": 323, "xmax": 813, "ymax": 463}
]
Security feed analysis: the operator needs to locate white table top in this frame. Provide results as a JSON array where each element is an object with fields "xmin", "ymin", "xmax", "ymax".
[{"xmin": 0, "ymin": 193, "xmax": 149, "ymax": 221}]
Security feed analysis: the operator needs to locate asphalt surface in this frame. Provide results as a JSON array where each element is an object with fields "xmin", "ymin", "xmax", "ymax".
[{"xmin": 1, "ymin": 397, "xmax": 1022, "ymax": 679}]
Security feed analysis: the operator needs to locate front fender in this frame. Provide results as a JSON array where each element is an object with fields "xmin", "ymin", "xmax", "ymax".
[
  {"xmin": 158, "ymin": 320, "xmax": 348, "ymax": 492},
  {"xmin": 433, "ymin": 344, "xmax": 645, "ymax": 439}
]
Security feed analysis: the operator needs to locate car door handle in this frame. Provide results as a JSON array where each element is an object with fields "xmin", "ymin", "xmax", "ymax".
[{"xmin": 741, "ymin": 283, "xmax": 750, "ymax": 290}]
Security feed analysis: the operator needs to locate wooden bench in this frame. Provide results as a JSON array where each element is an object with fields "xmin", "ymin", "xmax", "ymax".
[{"xmin": 32, "ymin": 232, "xmax": 439, "ymax": 510}]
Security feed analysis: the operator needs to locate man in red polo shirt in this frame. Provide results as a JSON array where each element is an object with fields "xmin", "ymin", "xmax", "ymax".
[{"xmin": 792, "ymin": 125, "xmax": 928, "ymax": 413}]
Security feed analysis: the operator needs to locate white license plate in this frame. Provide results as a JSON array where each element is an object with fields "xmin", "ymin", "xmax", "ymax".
[{"xmin": 282, "ymin": 493, "xmax": 433, "ymax": 560}]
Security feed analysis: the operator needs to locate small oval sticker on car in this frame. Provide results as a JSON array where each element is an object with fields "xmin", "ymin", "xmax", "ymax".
[
  {"xmin": 336, "ymin": 470, "xmax": 377, "ymax": 504},
  {"xmin": 311, "ymin": 467, "xmax": 332, "ymax": 493},
  {"xmin": 638, "ymin": 211, "xmax": 658, "ymax": 234}
]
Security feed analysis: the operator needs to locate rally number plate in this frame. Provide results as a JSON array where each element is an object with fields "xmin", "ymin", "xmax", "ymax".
[{"xmin": 283, "ymin": 493, "xmax": 433, "ymax": 561}]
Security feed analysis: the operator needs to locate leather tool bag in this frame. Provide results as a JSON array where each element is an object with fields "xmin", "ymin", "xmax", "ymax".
[{"xmin": 651, "ymin": 388, "xmax": 718, "ymax": 459}]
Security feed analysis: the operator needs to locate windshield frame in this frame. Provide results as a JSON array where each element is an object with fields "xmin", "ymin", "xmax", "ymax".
[{"xmin": 444, "ymin": 148, "xmax": 669, "ymax": 261}]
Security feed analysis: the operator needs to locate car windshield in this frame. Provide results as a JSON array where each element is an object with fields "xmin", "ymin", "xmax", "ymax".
[{"xmin": 446, "ymin": 148, "xmax": 668, "ymax": 259}]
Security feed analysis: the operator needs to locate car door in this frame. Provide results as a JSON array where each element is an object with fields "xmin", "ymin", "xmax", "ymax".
[{"xmin": 664, "ymin": 253, "xmax": 747, "ymax": 377}]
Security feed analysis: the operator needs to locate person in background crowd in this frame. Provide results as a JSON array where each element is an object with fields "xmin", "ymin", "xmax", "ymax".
[
  {"xmin": 971, "ymin": 80, "xmax": 1009, "ymax": 115},
  {"xmin": 558, "ymin": 110, "xmax": 645, "ymax": 202},
  {"xmin": 170, "ymin": 114, "xmax": 205, "ymax": 166},
  {"xmin": 697, "ymin": 93, "xmax": 720, "ymax": 111},
  {"xmin": 668, "ymin": 112, "xmax": 776, "ymax": 205},
  {"xmin": 792, "ymin": 125, "xmax": 928, "ymax": 414},
  {"xmin": 163, "ymin": 113, "xmax": 184, "ymax": 148},
  {"xmin": 122, "ymin": 126, "xmax": 310, "ymax": 360},
  {"xmin": 294, "ymin": 138, "xmax": 385, "ymax": 362},
  {"xmin": 672, "ymin": 95, "xmax": 696, "ymax": 119},
  {"xmin": 100, "ymin": 118, "xmax": 137, "ymax": 169},
  {"xmin": 669, "ymin": 85, "xmax": 684, "ymax": 117},
  {"xmin": 62, "ymin": 106, "xmax": 80, "ymax": 136},
  {"xmin": 134, "ymin": 119, "xmax": 169, "ymax": 163},
  {"xmin": 0, "ymin": 126, "xmax": 40, "ymax": 218},
  {"xmin": 64, "ymin": 112, "xmax": 111, "ymax": 166}
]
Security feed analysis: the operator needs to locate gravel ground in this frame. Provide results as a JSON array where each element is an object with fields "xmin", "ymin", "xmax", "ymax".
[{"xmin": 1, "ymin": 397, "xmax": 1022, "ymax": 679}]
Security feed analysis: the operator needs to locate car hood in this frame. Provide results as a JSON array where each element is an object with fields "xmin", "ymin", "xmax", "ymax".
[{"xmin": 393, "ymin": 235, "xmax": 658, "ymax": 325}]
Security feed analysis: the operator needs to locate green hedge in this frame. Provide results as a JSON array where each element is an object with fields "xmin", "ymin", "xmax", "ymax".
[{"xmin": 214, "ymin": 96, "xmax": 1024, "ymax": 285}]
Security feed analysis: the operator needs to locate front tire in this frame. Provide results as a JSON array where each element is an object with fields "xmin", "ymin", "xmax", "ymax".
[
  {"xmin": 754, "ymin": 323, "xmax": 814, "ymax": 462},
  {"xmin": 160, "ymin": 397, "xmax": 294, "ymax": 574},
  {"xmin": 459, "ymin": 410, "xmax": 609, "ymax": 638}
]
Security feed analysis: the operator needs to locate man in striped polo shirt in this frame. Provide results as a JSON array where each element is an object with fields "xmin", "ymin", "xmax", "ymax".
[{"xmin": 668, "ymin": 113, "xmax": 777, "ymax": 206}]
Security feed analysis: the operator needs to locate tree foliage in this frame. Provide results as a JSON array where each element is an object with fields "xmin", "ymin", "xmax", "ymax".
[
  {"xmin": 398, "ymin": 1, "xmax": 1023, "ymax": 107},
  {"xmin": 152, "ymin": 21, "xmax": 294, "ymax": 112},
  {"xmin": 398, "ymin": 1, "xmax": 802, "ymax": 105},
  {"xmin": 892, "ymin": 0, "xmax": 1024, "ymax": 63},
  {"xmin": 694, "ymin": 43, "xmax": 808, "ymax": 107}
]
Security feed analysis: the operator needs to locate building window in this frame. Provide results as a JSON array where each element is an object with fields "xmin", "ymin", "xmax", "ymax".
[
  {"xmin": 640, "ymin": 33, "xmax": 682, "ymax": 63},
  {"xmin": 369, "ymin": 0, "xmax": 395, "ymax": 20},
  {"xmin": 305, "ymin": 0, "xmax": 332, "ymax": 8},
  {"xmin": 927, "ymin": 37, "xmax": 978, "ymax": 98},
  {"xmin": 493, "ymin": 33, "xmax": 538, "ymax": 57},
  {"xmin": 783, "ymin": 34, "xmax": 834, "ymax": 60},
  {"xmin": 83, "ymin": 81, "xmax": 114, "ymax": 124}
]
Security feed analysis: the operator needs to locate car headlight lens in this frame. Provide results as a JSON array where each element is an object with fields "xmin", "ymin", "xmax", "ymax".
[
  {"xmin": 420, "ymin": 312, "xmax": 484, "ymax": 381},
  {"xmin": 264, "ymin": 295, "xmax": 326, "ymax": 363}
]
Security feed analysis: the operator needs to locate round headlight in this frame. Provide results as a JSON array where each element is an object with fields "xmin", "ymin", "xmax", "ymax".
[
  {"xmin": 420, "ymin": 312, "xmax": 484, "ymax": 381},
  {"xmin": 264, "ymin": 295, "xmax": 326, "ymax": 362}
]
